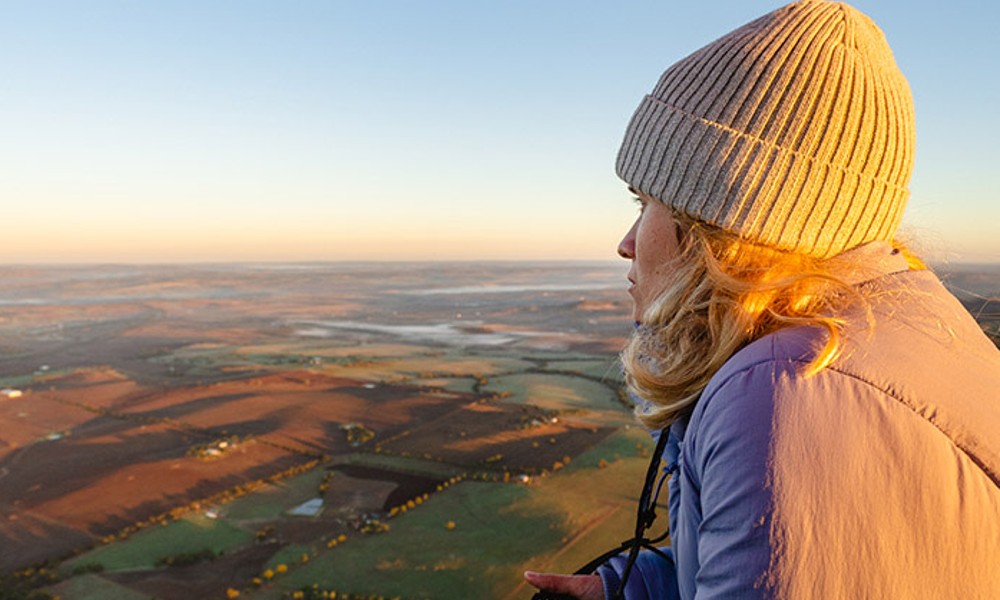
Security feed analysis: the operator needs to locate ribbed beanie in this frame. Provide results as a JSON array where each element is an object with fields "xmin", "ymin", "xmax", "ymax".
[{"xmin": 617, "ymin": 0, "xmax": 915, "ymax": 258}]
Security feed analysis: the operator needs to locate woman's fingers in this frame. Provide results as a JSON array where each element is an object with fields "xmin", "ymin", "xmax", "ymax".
[{"xmin": 524, "ymin": 571, "xmax": 603, "ymax": 600}]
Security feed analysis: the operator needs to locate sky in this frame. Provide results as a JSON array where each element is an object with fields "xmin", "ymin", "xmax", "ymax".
[{"xmin": 1, "ymin": 0, "xmax": 997, "ymax": 264}]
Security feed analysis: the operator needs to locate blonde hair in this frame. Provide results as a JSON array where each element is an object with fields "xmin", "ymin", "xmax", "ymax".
[{"xmin": 623, "ymin": 215, "xmax": 925, "ymax": 430}]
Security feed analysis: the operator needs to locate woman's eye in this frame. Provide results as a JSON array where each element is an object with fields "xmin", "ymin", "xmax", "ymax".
[{"xmin": 632, "ymin": 196, "xmax": 645, "ymax": 213}]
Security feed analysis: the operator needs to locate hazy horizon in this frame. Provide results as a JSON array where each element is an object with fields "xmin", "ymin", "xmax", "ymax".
[{"xmin": 0, "ymin": 258, "xmax": 997, "ymax": 269}]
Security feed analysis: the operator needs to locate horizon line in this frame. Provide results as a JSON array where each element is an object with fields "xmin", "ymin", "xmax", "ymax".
[
  {"xmin": 0, "ymin": 258, "xmax": 997, "ymax": 269},
  {"xmin": 0, "ymin": 258, "xmax": 631, "ymax": 268}
]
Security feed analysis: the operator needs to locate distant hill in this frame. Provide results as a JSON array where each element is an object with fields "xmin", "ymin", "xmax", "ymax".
[{"xmin": 936, "ymin": 263, "xmax": 1000, "ymax": 348}]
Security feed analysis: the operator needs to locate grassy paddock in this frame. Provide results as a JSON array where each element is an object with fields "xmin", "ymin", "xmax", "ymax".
[
  {"xmin": 264, "ymin": 481, "xmax": 560, "ymax": 599},
  {"xmin": 539, "ymin": 358, "xmax": 623, "ymax": 383},
  {"xmin": 564, "ymin": 426, "xmax": 652, "ymax": 471},
  {"xmin": 63, "ymin": 515, "xmax": 252, "ymax": 573},
  {"xmin": 0, "ymin": 373, "xmax": 38, "ymax": 388},
  {"xmin": 317, "ymin": 352, "xmax": 531, "ymax": 385},
  {"xmin": 416, "ymin": 376, "xmax": 477, "ymax": 394},
  {"xmin": 222, "ymin": 469, "xmax": 327, "ymax": 521},
  {"xmin": 265, "ymin": 543, "xmax": 313, "ymax": 571},
  {"xmin": 44, "ymin": 574, "xmax": 154, "ymax": 600},
  {"xmin": 255, "ymin": 428, "xmax": 657, "ymax": 600},
  {"xmin": 483, "ymin": 373, "xmax": 630, "ymax": 428},
  {"xmin": 340, "ymin": 453, "xmax": 464, "ymax": 479},
  {"xmin": 483, "ymin": 373, "xmax": 617, "ymax": 409},
  {"xmin": 512, "ymin": 428, "xmax": 660, "ymax": 579},
  {"xmin": 384, "ymin": 356, "xmax": 534, "ymax": 377}
]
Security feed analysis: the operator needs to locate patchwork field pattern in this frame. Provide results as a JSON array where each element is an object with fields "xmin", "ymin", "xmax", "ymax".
[
  {"xmin": 1, "ymin": 261, "xmax": 993, "ymax": 600},
  {"xmin": 0, "ymin": 263, "xmax": 651, "ymax": 600}
]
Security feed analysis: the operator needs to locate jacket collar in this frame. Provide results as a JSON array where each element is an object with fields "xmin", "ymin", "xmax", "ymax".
[{"xmin": 826, "ymin": 240, "xmax": 911, "ymax": 287}]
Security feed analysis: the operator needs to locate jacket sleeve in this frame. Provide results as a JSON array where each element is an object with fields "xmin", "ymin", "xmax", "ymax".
[
  {"xmin": 596, "ymin": 547, "xmax": 680, "ymax": 600},
  {"xmin": 596, "ymin": 358, "xmax": 785, "ymax": 599},
  {"xmin": 679, "ymin": 359, "xmax": 787, "ymax": 599}
]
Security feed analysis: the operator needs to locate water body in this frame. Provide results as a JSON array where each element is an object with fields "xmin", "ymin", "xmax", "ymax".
[
  {"xmin": 401, "ymin": 282, "xmax": 622, "ymax": 296},
  {"xmin": 293, "ymin": 320, "xmax": 552, "ymax": 347}
]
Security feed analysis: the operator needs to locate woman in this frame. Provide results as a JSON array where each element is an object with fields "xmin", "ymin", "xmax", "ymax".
[{"xmin": 525, "ymin": 1, "xmax": 1000, "ymax": 598}]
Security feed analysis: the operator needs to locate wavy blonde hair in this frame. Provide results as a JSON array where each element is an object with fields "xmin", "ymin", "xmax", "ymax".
[{"xmin": 623, "ymin": 214, "xmax": 925, "ymax": 430}]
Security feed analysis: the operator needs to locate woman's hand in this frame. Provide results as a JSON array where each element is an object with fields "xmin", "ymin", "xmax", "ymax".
[{"xmin": 524, "ymin": 571, "xmax": 603, "ymax": 600}]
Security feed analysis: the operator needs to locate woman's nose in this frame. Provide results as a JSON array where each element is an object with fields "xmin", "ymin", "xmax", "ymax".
[{"xmin": 618, "ymin": 220, "xmax": 638, "ymax": 259}]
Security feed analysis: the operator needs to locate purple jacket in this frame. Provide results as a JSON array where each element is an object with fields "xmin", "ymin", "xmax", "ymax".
[{"xmin": 598, "ymin": 242, "xmax": 1000, "ymax": 599}]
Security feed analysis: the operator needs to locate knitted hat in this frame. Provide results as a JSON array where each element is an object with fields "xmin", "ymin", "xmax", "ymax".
[{"xmin": 617, "ymin": 0, "xmax": 915, "ymax": 258}]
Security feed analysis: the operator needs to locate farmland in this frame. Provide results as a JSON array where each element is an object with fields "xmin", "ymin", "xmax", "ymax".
[
  {"xmin": 1, "ymin": 261, "xmax": 993, "ymax": 599},
  {"xmin": 0, "ymin": 262, "xmax": 650, "ymax": 600}
]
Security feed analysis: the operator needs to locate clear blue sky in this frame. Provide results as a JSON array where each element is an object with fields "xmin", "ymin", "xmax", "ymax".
[{"xmin": 1, "ymin": 0, "xmax": 997, "ymax": 263}]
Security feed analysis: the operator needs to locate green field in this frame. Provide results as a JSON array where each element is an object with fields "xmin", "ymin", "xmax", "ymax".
[
  {"xmin": 482, "ymin": 372, "xmax": 630, "ymax": 428},
  {"xmin": 223, "ymin": 469, "xmax": 327, "ymax": 521},
  {"xmin": 64, "ymin": 516, "xmax": 253, "ymax": 574},
  {"xmin": 0, "ymin": 367, "xmax": 76, "ymax": 389},
  {"xmin": 264, "ymin": 543, "xmax": 314, "ymax": 572},
  {"xmin": 415, "ymin": 376, "xmax": 478, "ymax": 394},
  {"xmin": 0, "ymin": 373, "xmax": 38, "ymax": 388},
  {"xmin": 253, "ymin": 427, "xmax": 655, "ymax": 600},
  {"xmin": 539, "ymin": 358, "xmax": 623, "ymax": 383},
  {"xmin": 259, "ymin": 480, "xmax": 560, "ymax": 599},
  {"xmin": 318, "ymin": 352, "xmax": 533, "ymax": 385},
  {"xmin": 46, "ymin": 574, "xmax": 154, "ymax": 600},
  {"xmin": 60, "ymin": 471, "xmax": 329, "ymax": 577},
  {"xmin": 340, "ymin": 452, "xmax": 465, "ymax": 479}
]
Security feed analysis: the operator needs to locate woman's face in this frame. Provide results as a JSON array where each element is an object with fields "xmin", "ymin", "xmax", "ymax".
[{"xmin": 617, "ymin": 192, "xmax": 682, "ymax": 322}]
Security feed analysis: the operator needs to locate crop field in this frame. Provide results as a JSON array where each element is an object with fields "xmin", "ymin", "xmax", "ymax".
[
  {"xmin": 50, "ymin": 425, "xmax": 656, "ymax": 600},
  {"xmin": 12, "ymin": 340, "xmax": 650, "ymax": 600},
  {"xmin": 0, "ymin": 324, "xmax": 644, "ymax": 600},
  {"xmin": 64, "ymin": 516, "xmax": 254, "ymax": 573},
  {"xmin": 0, "ymin": 262, "xmax": 660, "ymax": 600},
  {"xmin": 46, "ymin": 574, "xmax": 152, "ymax": 600},
  {"xmin": 0, "ymin": 265, "xmax": 649, "ymax": 600},
  {"xmin": 222, "ymin": 469, "xmax": 329, "ymax": 521},
  {"xmin": 253, "ymin": 427, "xmax": 655, "ymax": 600}
]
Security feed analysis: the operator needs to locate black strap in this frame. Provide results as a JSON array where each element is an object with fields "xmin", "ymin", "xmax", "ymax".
[
  {"xmin": 608, "ymin": 427, "xmax": 672, "ymax": 599},
  {"xmin": 531, "ymin": 427, "xmax": 673, "ymax": 600}
]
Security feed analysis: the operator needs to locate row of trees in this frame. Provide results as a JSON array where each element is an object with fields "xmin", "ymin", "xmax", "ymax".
[
  {"xmin": 369, "ymin": 440, "xmax": 563, "ymax": 482},
  {"xmin": 340, "ymin": 423, "xmax": 375, "ymax": 447},
  {"xmin": 0, "ymin": 568, "xmax": 58, "ymax": 600},
  {"xmin": 0, "ymin": 456, "xmax": 331, "ymax": 600},
  {"xmin": 266, "ymin": 473, "xmax": 465, "ymax": 600},
  {"xmin": 287, "ymin": 588, "xmax": 406, "ymax": 600},
  {"xmin": 96, "ymin": 458, "xmax": 322, "ymax": 547},
  {"xmin": 265, "ymin": 558, "xmax": 424, "ymax": 599},
  {"xmin": 156, "ymin": 548, "xmax": 216, "ymax": 567},
  {"xmin": 386, "ymin": 474, "xmax": 463, "ymax": 518}
]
